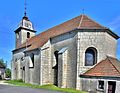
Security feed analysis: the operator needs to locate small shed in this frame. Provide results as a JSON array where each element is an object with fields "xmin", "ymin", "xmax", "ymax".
[{"xmin": 80, "ymin": 57, "xmax": 120, "ymax": 93}]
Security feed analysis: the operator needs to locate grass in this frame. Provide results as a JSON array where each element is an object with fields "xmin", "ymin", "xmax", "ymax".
[{"xmin": 5, "ymin": 80, "xmax": 87, "ymax": 93}]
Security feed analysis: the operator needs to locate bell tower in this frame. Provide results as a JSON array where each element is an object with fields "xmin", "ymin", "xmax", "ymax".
[{"xmin": 14, "ymin": 0, "xmax": 36, "ymax": 48}]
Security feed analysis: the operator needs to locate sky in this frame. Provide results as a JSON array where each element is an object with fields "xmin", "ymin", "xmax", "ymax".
[{"xmin": 0, "ymin": 0, "xmax": 120, "ymax": 68}]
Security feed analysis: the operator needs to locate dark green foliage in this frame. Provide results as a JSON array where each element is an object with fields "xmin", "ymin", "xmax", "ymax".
[
  {"xmin": 5, "ymin": 68, "xmax": 11, "ymax": 78},
  {"xmin": 0, "ymin": 59, "xmax": 6, "ymax": 67}
]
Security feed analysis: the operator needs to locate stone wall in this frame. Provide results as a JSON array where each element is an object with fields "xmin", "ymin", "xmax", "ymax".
[
  {"xmin": 115, "ymin": 81, "xmax": 120, "ymax": 93},
  {"xmin": 51, "ymin": 31, "xmax": 77, "ymax": 88},
  {"xmin": 16, "ymin": 29, "xmax": 35, "ymax": 47},
  {"xmin": 58, "ymin": 49, "xmax": 68, "ymax": 88},
  {"xmin": 12, "ymin": 48, "xmax": 40, "ymax": 85},
  {"xmin": 40, "ymin": 40, "xmax": 52, "ymax": 85},
  {"xmin": 105, "ymin": 32, "xmax": 117, "ymax": 57},
  {"xmin": 25, "ymin": 49, "xmax": 40, "ymax": 85},
  {"xmin": 12, "ymin": 49, "xmax": 25, "ymax": 80},
  {"xmin": 80, "ymin": 77, "xmax": 120, "ymax": 93},
  {"xmin": 12, "ymin": 28, "xmax": 118, "ymax": 90},
  {"xmin": 21, "ymin": 29, "xmax": 35, "ymax": 44},
  {"xmin": 76, "ymin": 29, "xmax": 117, "ymax": 89}
]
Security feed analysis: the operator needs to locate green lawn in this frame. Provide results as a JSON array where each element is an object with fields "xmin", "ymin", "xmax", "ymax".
[{"xmin": 5, "ymin": 80, "xmax": 87, "ymax": 93}]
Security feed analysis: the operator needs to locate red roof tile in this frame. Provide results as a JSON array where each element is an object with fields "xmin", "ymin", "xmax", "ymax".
[
  {"xmin": 81, "ymin": 57, "xmax": 120, "ymax": 77},
  {"xmin": 14, "ymin": 15, "xmax": 111, "ymax": 51}
]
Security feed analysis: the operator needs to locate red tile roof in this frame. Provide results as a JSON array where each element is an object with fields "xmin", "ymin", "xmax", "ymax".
[
  {"xmin": 81, "ymin": 57, "xmax": 120, "ymax": 77},
  {"xmin": 14, "ymin": 14, "xmax": 118, "ymax": 51}
]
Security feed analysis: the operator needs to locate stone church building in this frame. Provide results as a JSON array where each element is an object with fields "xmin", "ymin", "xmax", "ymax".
[{"xmin": 12, "ymin": 14, "xmax": 120, "ymax": 93}]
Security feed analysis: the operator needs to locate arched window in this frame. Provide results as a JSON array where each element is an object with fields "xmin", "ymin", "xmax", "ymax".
[
  {"xmin": 27, "ymin": 32, "xmax": 30, "ymax": 38},
  {"xmin": 85, "ymin": 47, "xmax": 97, "ymax": 66}
]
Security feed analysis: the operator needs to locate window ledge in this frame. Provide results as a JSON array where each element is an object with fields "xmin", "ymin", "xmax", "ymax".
[
  {"xmin": 96, "ymin": 88, "xmax": 104, "ymax": 92},
  {"xmin": 29, "ymin": 67, "xmax": 34, "ymax": 69}
]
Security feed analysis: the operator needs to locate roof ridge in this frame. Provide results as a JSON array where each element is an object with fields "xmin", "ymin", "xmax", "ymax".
[
  {"xmin": 78, "ymin": 14, "xmax": 84, "ymax": 28},
  {"xmin": 107, "ymin": 57, "xmax": 120, "ymax": 74}
]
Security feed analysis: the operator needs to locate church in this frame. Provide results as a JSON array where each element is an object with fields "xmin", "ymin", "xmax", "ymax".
[{"xmin": 11, "ymin": 12, "xmax": 120, "ymax": 93}]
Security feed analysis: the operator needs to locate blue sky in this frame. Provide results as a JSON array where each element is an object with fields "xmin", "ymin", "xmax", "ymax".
[{"xmin": 0, "ymin": 0, "xmax": 120, "ymax": 68}]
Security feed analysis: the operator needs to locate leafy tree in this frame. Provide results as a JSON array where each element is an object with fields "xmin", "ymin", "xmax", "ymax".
[
  {"xmin": 0, "ymin": 58, "xmax": 11, "ymax": 78},
  {"xmin": 0, "ymin": 59, "xmax": 6, "ymax": 67},
  {"xmin": 6, "ymin": 68, "xmax": 11, "ymax": 78}
]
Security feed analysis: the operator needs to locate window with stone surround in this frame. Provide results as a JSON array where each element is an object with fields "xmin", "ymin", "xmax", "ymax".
[{"xmin": 85, "ymin": 47, "xmax": 97, "ymax": 66}]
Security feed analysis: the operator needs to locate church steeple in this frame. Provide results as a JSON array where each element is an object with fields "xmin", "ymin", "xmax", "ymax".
[
  {"xmin": 14, "ymin": 0, "xmax": 36, "ymax": 48},
  {"xmin": 17, "ymin": 0, "xmax": 34, "ymax": 30}
]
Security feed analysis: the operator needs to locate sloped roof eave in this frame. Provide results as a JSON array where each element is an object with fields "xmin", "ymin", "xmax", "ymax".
[
  {"xmin": 106, "ymin": 29, "xmax": 120, "ymax": 39},
  {"xmin": 76, "ymin": 28, "xmax": 120, "ymax": 39},
  {"xmin": 80, "ymin": 74, "xmax": 120, "ymax": 79}
]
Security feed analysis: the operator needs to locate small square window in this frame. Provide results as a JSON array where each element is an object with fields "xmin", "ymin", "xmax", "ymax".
[{"xmin": 98, "ymin": 81, "xmax": 104, "ymax": 89}]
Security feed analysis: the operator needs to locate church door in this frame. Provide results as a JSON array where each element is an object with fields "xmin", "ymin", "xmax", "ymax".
[
  {"xmin": 108, "ymin": 81, "xmax": 116, "ymax": 93},
  {"xmin": 54, "ymin": 67, "xmax": 58, "ymax": 86}
]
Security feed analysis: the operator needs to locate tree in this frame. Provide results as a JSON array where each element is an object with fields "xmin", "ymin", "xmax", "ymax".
[
  {"xmin": 5, "ymin": 68, "xmax": 11, "ymax": 78},
  {"xmin": 0, "ymin": 59, "xmax": 6, "ymax": 67},
  {"xmin": 0, "ymin": 58, "xmax": 11, "ymax": 78}
]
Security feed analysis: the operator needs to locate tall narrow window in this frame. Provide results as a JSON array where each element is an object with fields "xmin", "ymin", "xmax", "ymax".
[
  {"xmin": 27, "ymin": 32, "xmax": 30, "ymax": 38},
  {"xmin": 85, "ymin": 47, "xmax": 97, "ymax": 66},
  {"xmin": 29, "ymin": 53, "xmax": 34, "ymax": 68},
  {"xmin": 31, "ymin": 53, "xmax": 34, "ymax": 67}
]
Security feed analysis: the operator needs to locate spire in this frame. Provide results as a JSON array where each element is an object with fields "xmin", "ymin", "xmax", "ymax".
[
  {"xmin": 24, "ymin": 0, "xmax": 27, "ymax": 17},
  {"xmin": 23, "ymin": 0, "xmax": 29, "ymax": 20}
]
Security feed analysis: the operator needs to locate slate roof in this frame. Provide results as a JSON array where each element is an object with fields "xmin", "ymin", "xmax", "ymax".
[
  {"xmin": 81, "ymin": 57, "xmax": 120, "ymax": 77},
  {"xmin": 13, "ymin": 14, "xmax": 119, "ymax": 51}
]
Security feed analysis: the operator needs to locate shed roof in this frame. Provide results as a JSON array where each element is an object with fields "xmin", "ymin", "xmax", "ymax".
[{"xmin": 81, "ymin": 57, "xmax": 120, "ymax": 77}]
